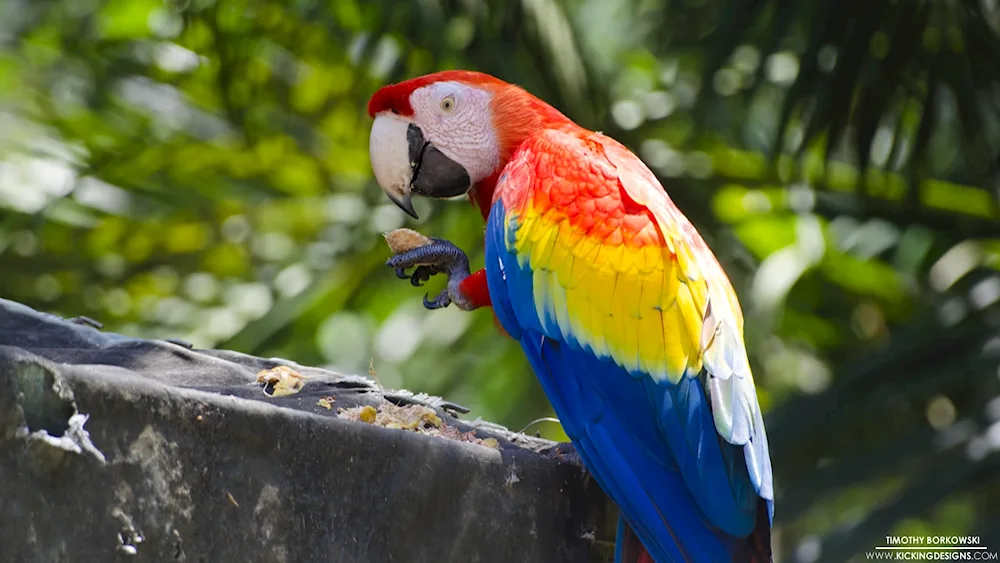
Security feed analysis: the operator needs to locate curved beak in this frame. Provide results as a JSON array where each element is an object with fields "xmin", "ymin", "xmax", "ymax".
[{"xmin": 369, "ymin": 113, "xmax": 472, "ymax": 219}]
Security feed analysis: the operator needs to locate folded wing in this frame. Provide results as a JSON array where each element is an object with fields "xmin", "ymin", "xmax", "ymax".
[{"xmin": 484, "ymin": 127, "xmax": 773, "ymax": 562}]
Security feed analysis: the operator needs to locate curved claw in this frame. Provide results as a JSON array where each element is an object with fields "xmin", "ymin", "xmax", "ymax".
[
  {"xmin": 423, "ymin": 291, "xmax": 452, "ymax": 310},
  {"xmin": 410, "ymin": 265, "xmax": 437, "ymax": 287},
  {"xmin": 393, "ymin": 264, "xmax": 439, "ymax": 287}
]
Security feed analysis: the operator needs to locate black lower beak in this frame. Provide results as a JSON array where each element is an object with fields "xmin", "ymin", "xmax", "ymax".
[{"xmin": 399, "ymin": 124, "xmax": 471, "ymax": 217}]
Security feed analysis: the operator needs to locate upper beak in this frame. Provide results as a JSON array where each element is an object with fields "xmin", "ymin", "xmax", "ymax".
[{"xmin": 369, "ymin": 113, "xmax": 472, "ymax": 219}]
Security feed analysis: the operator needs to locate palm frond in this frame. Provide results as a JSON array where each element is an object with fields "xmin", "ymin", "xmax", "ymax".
[{"xmin": 702, "ymin": 0, "xmax": 1000, "ymax": 191}]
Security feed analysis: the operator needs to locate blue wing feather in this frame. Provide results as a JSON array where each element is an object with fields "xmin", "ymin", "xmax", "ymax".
[{"xmin": 646, "ymin": 375, "xmax": 759, "ymax": 536}]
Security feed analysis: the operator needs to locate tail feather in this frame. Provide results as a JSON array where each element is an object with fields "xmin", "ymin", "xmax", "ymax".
[
  {"xmin": 735, "ymin": 497, "xmax": 773, "ymax": 563},
  {"xmin": 615, "ymin": 516, "xmax": 657, "ymax": 563},
  {"xmin": 617, "ymin": 497, "xmax": 773, "ymax": 563}
]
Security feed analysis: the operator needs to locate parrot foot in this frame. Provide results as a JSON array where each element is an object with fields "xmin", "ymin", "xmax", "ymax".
[
  {"xmin": 541, "ymin": 442, "xmax": 583, "ymax": 466},
  {"xmin": 386, "ymin": 238, "xmax": 476, "ymax": 311}
]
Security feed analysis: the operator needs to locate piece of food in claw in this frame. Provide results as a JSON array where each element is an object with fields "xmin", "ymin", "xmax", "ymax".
[
  {"xmin": 383, "ymin": 228, "xmax": 433, "ymax": 254},
  {"xmin": 316, "ymin": 396, "xmax": 336, "ymax": 410},
  {"xmin": 255, "ymin": 365, "xmax": 306, "ymax": 397}
]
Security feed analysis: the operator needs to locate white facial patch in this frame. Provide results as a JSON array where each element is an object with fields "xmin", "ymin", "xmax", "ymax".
[
  {"xmin": 369, "ymin": 113, "xmax": 415, "ymax": 200},
  {"xmin": 407, "ymin": 81, "xmax": 501, "ymax": 184}
]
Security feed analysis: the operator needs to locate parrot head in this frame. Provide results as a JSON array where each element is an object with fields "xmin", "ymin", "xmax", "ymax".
[{"xmin": 367, "ymin": 70, "xmax": 568, "ymax": 218}]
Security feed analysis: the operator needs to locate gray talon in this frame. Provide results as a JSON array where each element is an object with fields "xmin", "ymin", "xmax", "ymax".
[{"xmin": 423, "ymin": 291, "xmax": 452, "ymax": 310}]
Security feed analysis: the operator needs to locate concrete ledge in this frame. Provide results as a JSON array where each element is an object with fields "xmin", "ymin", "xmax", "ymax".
[{"xmin": 0, "ymin": 298, "xmax": 615, "ymax": 563}]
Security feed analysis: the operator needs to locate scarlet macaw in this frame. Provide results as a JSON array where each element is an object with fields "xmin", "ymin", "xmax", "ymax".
[{"xmin": 367, "ymin": 70, "xmax": 774, "ymax": 563}]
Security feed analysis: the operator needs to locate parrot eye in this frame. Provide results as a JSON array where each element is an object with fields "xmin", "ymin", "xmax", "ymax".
[{"xmin": 440, "ymin": 95, "xmax": 457, "ymax": 113}]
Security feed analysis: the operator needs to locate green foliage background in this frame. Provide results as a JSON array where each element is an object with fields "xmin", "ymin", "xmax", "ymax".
[{"xmin": 1, "ymin": 0, "xmax": 999, "ymax": 560}]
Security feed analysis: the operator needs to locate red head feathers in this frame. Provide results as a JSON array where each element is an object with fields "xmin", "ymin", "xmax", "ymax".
[{"xmin": 367, "ymin": 70, "xmax": 511, "ymax": 118}]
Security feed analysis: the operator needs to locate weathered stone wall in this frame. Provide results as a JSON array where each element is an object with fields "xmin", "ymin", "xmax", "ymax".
[{"xmin": 0, "ymin": 299, "xmax": 614, "ymax": 563}]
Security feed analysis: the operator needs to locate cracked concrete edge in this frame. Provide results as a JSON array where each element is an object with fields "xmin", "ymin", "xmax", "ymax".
[
  {"xmin": 0, "ymin": 306, "xmax": 619, "ymax": 563},
  {"xmin": 0, "ymin": 297, "xmax": 567, "ymax": 457},
  {"xmin": 0, "ymin": 346, "xmax": 105, "ymax": 465}
]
